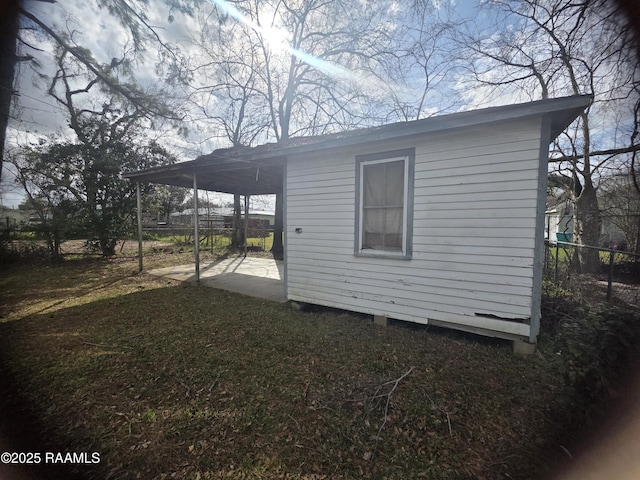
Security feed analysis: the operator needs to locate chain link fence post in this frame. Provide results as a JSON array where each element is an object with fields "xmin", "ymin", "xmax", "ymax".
[{"xmin": 607, "ymin": 249, "xmax": 615, "ymax": 302}]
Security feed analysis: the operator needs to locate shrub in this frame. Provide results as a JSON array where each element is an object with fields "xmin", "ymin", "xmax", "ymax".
[
  {"xmin": 543, "ymin": 296, "xmax": 640, "ymax": 413},
  {"xmin": 0, "ymin": 239, "xmax": 53, "ymax": 265}
]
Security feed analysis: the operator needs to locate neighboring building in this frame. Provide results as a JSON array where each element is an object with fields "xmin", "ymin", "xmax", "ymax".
[
  {"xmin": 0, "ymin": 206, "xmax": 36, "ymax": 228},
  {"xmin": 125, "ymin": 95, "xmax": 592, "ymax": 348},
  {"xmin": 217, "ymin": 207, "xmax": 275, "ymax": 229},
  {"xmin": 168, "ymin": 208, "xmax": 224, "ymax": 228},
  {"xmin": 167, "ymin": 207, "xmax": 274, "ymax": 232},
  {"xmin": 546, "ymin": 195, "xmax": 633, "ymax": 249},
  {"xmin": 545, "ymin": 199, "xmax": 574, "ymax": 243}
]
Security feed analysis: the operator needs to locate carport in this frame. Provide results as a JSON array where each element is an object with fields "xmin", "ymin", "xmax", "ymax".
[{"xmin": 123, "ymin": 146, "xmax": 285, "ymax": 283}]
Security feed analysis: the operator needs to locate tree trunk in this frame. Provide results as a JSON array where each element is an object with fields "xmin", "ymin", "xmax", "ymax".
[
  {"xmin": 100, "ymin": 236, "xmax": 117, "ymax": 256},
  {"xmin": 53, "ymin": 227, "xmax": 61, "ymax": 260},
  {"xmin": 0, "ymin": 0, "xmax": 20, "ymax": 182},
  {"xmin": 634, "ymin": 215, "xmax": 640, "ymax": 255},
  {"xmin": 231, "ymin": 193, "xmax": 244, "ymax": 248},
  {"xmin": 271, "ymin": 191, "xmax": 284, "ymax": 259},
  {"xmin": 573, "ymin": 181, "xmax": 602, "ymax": 272}
]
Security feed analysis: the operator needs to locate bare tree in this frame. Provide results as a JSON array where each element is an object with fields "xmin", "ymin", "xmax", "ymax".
[
  {"xmin": 190, "ymin": 16, "xmax": 268, "ymax": 249},
  {"xmin": 0, "ymin": 0, "xmax": 22, "ymax": 184},
  {"xmin": 381, "ymin": 2, "xmax": 465, "ymax": 122},
  {"xmin": 248, "ymin": 0, "xmax": 395, "ymax": 140},
  {"xmin": 455, "ymin": 0, "xmax": 639, "ymax": 271},
  {"xmin": 190, "ymin": 0, "xmax": 403, "ymax": 256},
  {"xmin": 599, "ymin": 172, "xmax": 640, "ymax": 253}
]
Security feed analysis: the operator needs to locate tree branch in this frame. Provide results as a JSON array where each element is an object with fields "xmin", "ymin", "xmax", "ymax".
[
  {"xmin": 371, "ymin": 366, "xmax": 413, "ymax": 450},
  {"xmin": 550, "ymin": 144, "xmax": 640, "ymax": 163},
  {"xmin": 19, "ymin": 7, "xmax": 179, "ymax": 120}
]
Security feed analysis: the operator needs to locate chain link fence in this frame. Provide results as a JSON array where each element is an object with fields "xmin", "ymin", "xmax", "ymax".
[
  {"xmin": 142, "ymin": 225, "xmax": 273, "ymax": 252},
  {"xmin": 544, "ymin": 240, "xmax": 640, "ymax": 307}
]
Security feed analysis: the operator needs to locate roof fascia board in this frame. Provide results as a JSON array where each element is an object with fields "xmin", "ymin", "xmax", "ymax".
[{"xmin": 123, "ymin": 157, "xmax": 283, "ymax": 181}]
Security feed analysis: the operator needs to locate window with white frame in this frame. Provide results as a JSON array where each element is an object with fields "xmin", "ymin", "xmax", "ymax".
[{"xmin": 356, "ymin": 149, "xmax": 414, "ymax": 257}]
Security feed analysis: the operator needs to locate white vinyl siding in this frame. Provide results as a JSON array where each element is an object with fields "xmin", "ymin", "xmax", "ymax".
[{"xmin": 285, "ymin": 117, "xmax": 545, "ymax": 339}]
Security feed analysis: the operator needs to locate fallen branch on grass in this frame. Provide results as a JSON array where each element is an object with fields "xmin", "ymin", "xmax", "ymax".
[
  {"xmin": 80, "ymin": 340, "xmax": 133, "ymax": 350},
  {"xmin": 424, "ymin": 391, "xmax": 455, "ymax": 436},
  {"xmin": 79, "ymin": 333, "xmax": 144, "ymax": 351},
  {"xmin": 372, "ymin": 366, "xmax": 414, "ymax": 447}
]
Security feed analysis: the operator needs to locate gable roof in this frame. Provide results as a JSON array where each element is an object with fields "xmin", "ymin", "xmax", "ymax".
[{"xmin": 123, "ymin": 95, "xmax": 592, "ymax": 195}]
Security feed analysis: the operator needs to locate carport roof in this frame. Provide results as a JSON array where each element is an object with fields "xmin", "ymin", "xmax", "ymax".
[
  {"xmin": 122, "ymin": 95, "xmax": 592, "ymax": 195},
  {"xmin": 122, "ymin": 150, "xmax": 286, "ymax": 195}
]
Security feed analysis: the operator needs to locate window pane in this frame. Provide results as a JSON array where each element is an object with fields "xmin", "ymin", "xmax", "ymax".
[
  {"xmin": 363, "ymin": 231, "xmax": 383, "ymax": 250},
  {"xmin": 364, "ymin": 163, "xmax": 385, "ymax": 206},
  {"xmin": 363, "ymin": 207, "xmax": 403, "ymax": 250},
  {"xmin": 384, "ymin": 160, "xmax": 404, "ymax": 206},
  {"xmin": 363, "ymin": 207, "xmax": 385, "ymax": 249},
  {"xmin": 384, "ymin": 207, "xmax": 403, "ymax": 248}
]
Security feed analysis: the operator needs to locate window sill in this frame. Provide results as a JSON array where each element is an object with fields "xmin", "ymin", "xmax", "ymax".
[{"xmin": 355, "ymin": 251, "xmax": 412, "ymax": 260}]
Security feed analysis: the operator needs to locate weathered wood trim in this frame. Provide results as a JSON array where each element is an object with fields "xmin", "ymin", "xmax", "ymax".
[
  {"xmin": 283, "ymin": 160, "xmax": 289, "ymax": 299},
  {"xmin": 287, "ymin": 290, "xmax": 531, "ymax": 338},
  {"xmin": 428, "ymin": 319, "xmax": 529, "ymax": 343},
  {"xmin": 530, "ymin": 116, "xmax": 552, "ymax": 343}
]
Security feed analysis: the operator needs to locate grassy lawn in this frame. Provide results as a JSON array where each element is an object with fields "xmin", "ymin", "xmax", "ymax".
[{"xmin": 0, "ymin": 249, "xmax": 590, "ymax": 479}]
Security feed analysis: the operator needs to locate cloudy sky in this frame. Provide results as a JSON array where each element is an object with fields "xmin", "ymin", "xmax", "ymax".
[
  {"xmin": 1, "ymin": 0, "xmax": 633, "ymax": 208},
  {"xmin": 3, "ymin": 0, "xmax": 205, "ymax": 206},
  {"xmin": 3, "ymin": 0, "xmax": 484, "ymax": 207},
  {"xmin": 7, "ymin": 0, "xmax": 485, "ymax": 141}
]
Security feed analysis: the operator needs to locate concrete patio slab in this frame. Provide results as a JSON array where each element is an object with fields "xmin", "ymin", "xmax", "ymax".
[{"xmin": 148, "ymin": 256, "xmax": 286, "ymax": 302}]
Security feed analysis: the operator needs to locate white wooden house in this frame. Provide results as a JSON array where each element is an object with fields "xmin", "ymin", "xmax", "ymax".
[
  {"xmin": 545, "ymin": 200, "xmax": 574, "ymax": 242},
  {"xmin": 125, "ymin": 95, "xmax": 592, "ymax": 350},
  {"xmin": 547, "ymin": 177, "xmax": 635, "ymax": 249},
  {"xmin": 0, "ymin": 206, "xmax": 32, "ymax": 228}
]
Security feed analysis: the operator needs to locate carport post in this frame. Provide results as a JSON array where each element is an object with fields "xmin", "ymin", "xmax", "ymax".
[
  {"xmin": 243, "ymin": 194, "xmax": 249, "ymax": 257},
  {"xmin": 193, "ymin": 174, "xmax": 200, "ymax": 282},
  {"xmin": 136, "ymin": 181, "xmax": 143, "ymax": 272}
]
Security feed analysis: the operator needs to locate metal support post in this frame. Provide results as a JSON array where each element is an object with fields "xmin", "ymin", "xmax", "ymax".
[
  {"xmin": 243, "ymin": 194, "xmax": 249, "ymax": 258},
  {"xmin": 136, "ymin": 181, "xmax": 143, "ymax": 272},
  {"xmin": 193, "ymin": 174, "xmax": 200, "ymax": 282}
]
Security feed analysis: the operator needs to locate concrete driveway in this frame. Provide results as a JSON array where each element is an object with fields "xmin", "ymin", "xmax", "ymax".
[{"xmin": 148, "ymin": 256, "xmax": 286, "ymax": 302}]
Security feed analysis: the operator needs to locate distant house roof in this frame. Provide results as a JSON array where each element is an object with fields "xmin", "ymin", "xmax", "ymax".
[
  {"xmin": 216, "ymin": 207, "xmax": 274, "ymax": 217},
  {"xmin": 169, "ymin": 208, "xmax": 222, "ymax": 217},
  {"xmin": 170, "ymin": 207, "xmax": 275, "ymax": 217},
  {"xmin": 123, "ymin": 95, "xmax": 593, "ymax": 195}
]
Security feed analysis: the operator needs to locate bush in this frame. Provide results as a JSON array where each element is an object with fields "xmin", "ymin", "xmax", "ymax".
[
  {"xmin": 0, "ymin": 239, "xmax": 54, "ymax": 265},
  {"xmin": 542, "ymin": 287, "xmax": 640, "ymax": 419},
  {"xmin": 540, "ymin": 276, "xmax": 640, "ymax": 439},
  {"xmin": 142, "ymin": 232, "xmax": 161, "ymax": 241}
]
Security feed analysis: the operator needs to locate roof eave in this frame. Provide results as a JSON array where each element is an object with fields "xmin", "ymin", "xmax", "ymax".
[
  {"xmin": 123, "ymin": 95, "xmax": 592, "ymax": 187},
  {"xmin": 200, "ymin": 95, "xmax": 593, "ymax": 163}
]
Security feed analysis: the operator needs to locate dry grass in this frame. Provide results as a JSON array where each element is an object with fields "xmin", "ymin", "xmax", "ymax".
[{"xmin": 0, "ymin": 248, "xmax": 576, "ymax": 479}]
